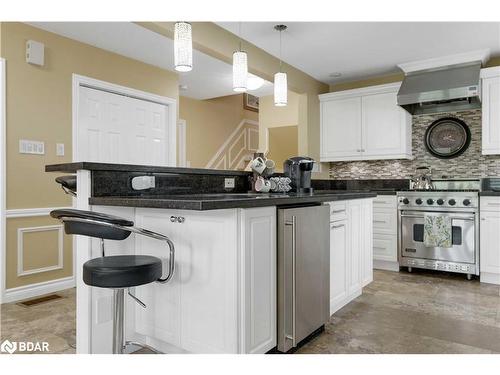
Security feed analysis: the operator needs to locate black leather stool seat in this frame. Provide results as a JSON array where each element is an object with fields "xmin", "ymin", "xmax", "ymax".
[
  {"xmin": 83, "ymin": 255, "xmax": 162, "ymax": 288},
  {"xmin": 55, "ymin": 175, "xmax": 77, "ymax": 191}
]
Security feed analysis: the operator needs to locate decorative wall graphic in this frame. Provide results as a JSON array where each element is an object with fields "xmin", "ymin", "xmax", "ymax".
[
  {"xmin": 424, "ymin": 117, "xmax": 471, "ymax": 159},
  {"xmin": 329, "ymin": 109, "xmax": 500, "ymax": 179}
]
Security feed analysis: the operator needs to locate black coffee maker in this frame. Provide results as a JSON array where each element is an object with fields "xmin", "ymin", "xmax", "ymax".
[{"xmin": 283, "ymin": 156, "xmax": 315, "ymax": 194}]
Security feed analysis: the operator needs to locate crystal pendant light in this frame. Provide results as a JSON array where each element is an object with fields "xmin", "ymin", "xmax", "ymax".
[
  {"xmin": 274, "ymin": 24, "xmax": 288, "ymax": 106},
  {"xmin": 174, "ymin": 22, "xmax": 193, "ymax": 72},
  {"xmin": 233, "ymin": 22, "xmax": 248, "ymax": 92}
]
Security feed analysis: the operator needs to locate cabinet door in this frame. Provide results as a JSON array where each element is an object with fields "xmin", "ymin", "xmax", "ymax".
[
  {"xmin": 240, "ymin": 207, "xmax": 277, "ymax": 354},
  {"xmin": 480, "ymin": 212, "xmax": 500, "ymax": 274},
  {"xmin": 482, "ymin": 76, "xmax": 500, "ymax": 154},
  {"xmin": 321, "ymin": 97, "xmax": 362, "ymax": 161},
  {"xmin": 329, "ymin": 219, "xmax": 348, "ymax": 315},
  {"xmin": 134, "ymin": 208, "xmax": 240, "ymax": 354},
  {"xmin": 362, "ymin": 92, "xmax": 411, "ymax": 158}
]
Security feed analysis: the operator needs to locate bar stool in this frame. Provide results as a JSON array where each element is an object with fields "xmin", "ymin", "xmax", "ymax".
[
  {"xmin": 55, "ymin": 175, "xmax": 77, "ymax": 197},
  {"xmin": 50, "ymin": 208, "xmax": 175, "ymax": 354}
]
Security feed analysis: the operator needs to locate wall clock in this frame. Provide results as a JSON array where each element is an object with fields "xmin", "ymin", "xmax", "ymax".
[{"xmin": 424, "ymin": 117, "xmax": 471, "ymax": 159}]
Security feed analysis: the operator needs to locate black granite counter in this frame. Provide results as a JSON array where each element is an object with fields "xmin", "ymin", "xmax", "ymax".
[
  {"xmin": 45, "ymin": 162, "xmax": 250, "ymax": 176},
  {"xmin": 89, "ymin": 191, "xmax": 377, "ymax": 211}
]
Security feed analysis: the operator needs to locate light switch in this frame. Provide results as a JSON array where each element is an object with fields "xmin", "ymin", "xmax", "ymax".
[
  {"xmin": 19, "ymin": 139, "xmax": 45, "ymax": 155},
  {"xmin": 56, "ymin": 143, "xmax": 65, "ymax": 156}
]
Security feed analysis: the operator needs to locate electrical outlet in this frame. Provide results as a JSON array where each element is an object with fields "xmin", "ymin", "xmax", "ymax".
[{"xmin": 224, "ymin": 178, "xmax": 235, "ymax": 189}]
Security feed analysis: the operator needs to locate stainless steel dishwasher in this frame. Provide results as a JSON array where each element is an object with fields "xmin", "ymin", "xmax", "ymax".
[{"xmin": 277, "ymin": 203, "xmax": 330, "ymax": 352}]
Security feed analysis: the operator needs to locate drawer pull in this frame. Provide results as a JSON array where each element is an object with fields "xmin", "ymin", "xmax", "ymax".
[
  {"xmin": 331, "ymin": 224, "xmax": 345, "ymax": 229},
  {"xmin": 331, "ymin": 209, "xmax": 346, "ymax": 214},
  {"xmin": 373, "ymin": 220, "xmax": 387, "ymax": 223}
]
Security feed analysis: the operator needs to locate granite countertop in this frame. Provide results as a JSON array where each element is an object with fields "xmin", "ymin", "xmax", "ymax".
[
  {"xmin": 45, "ymin": 162, "xmax": 250, "ymax": 176},
  {"xmin": 89, "ymin": 190, "xmax": 377, "ymax": 211}
]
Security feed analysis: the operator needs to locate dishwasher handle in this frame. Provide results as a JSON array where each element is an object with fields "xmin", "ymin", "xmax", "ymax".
[{"xmin": 284, "ymin": 215, "xmax": 297, "ymax": 347}]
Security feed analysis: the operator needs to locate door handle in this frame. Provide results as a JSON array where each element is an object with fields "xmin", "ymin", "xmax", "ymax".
[{"xmin": 285, "ymin": 215, "xmax": 297, "ymax": 347}]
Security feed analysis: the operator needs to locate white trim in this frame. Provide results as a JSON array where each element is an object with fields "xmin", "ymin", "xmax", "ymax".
[
  {"xmin": 0, "ymin": 58, "xmax": 5, "ymax": 304},
  {"xmin": 205, "ymin": 119, "xmax": 258, "ymax": 169},
  {"xmin": 481, "ymin": 66, "xmax": 500, "ymax": 79},
  {"xmin": 6, "ymin": 206, "xmax": 72, "ymax": 218},
  {"xmin": 177, "ymin": 119, "xmax": 187, "ymax": 167},
  {"xmin": 319, "ymin": 82, "xmax": 402, "ymax": 101},
  {"xmin": 17, "ymin": 225, "xmax": 64, "ymax": 277},
  {"xmin": 3, "ymin": 276, "xmax": 75, "ymax": 303},
  {"xmin": 228, "ymin": 130, "xmax": 246, "ymax": 168},
  {"xmin": 72, "ymin": 74, "xmax": 177, "ymax": 166},
  {"xmin": 247, "ymin": 128, "xmax": 259, "ymax": 152},
  {"xmin": 398, "ymin": 49, "xmax": 490, "ymax": 73}
]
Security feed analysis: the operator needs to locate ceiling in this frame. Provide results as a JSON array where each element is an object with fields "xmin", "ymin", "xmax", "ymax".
[
  {"xmin": 217, "ymin": 22, "xmax": 500, "ymax": 84},
  {"xmin": 28, "ymin": 22, "xmax": 274, "ymax": 100}
]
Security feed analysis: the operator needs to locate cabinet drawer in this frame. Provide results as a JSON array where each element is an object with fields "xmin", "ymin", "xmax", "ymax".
[
  {"xmin": 373, "ymin": 195, "xmax": 397, "ymax": 209},
  {"xmin": 373, "ymin": 234, "xmax": 398, "ymax": 262},
  {"xmin": 480, "ymin": 197, "xmax": 500, "ymax": 212},
  {"xmin": 328, "ymin": 201, "xmax": 348, "ymax": 222},
  {"xmin": 373, "ymin": 208, "xmax": 397, "ymax": 235}
]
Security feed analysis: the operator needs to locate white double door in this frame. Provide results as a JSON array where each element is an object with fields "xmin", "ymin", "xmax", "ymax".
[{"xmin": 77, "ymin": 86, "xmax": 172, "ymax": 165}]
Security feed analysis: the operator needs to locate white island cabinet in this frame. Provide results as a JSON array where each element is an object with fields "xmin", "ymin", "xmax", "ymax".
[
  {"xmin": 88, "ymin": 206, "xmax": 276, "ymax": 354},
  {"xmin": 328, "ymin": 198, "xmax": 373, "ymax": 315}
]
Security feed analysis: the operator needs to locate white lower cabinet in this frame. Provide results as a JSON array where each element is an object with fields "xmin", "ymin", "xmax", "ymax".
[
  {"xmin": 129, "ymin": 206, "xmax": 276, "ymax": 353},
  {"xmin": 480, "ymin": 197, "xmax": 500, "ymax": 285},
  {"xmin": 372, "ymin": 195, "xmax": 399, "ymax": 271},
  {"xmin": 328, "ymin": 198, "xmax": 373, "ymax": 315}
]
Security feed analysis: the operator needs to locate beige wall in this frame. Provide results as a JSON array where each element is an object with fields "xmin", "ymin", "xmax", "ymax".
[
  {"xmin": 1, "ymin": 22, "xmax": 179, "ymax": 289},
  {"xmin": 179, "ymin": 94, "xmax": 258, "ymax": 168},
  {"xmin": 137, "ymin": 22, "xmax": 330, "ymax": 178},
  {"xmin": 267, "ymin": 126, "xmax": 298, "ymax": 172}
]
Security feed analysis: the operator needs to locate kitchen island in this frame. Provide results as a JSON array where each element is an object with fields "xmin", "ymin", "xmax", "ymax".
[{"xmin": 46, "ymin": 162, "xmax": 376, "ymax": 354}]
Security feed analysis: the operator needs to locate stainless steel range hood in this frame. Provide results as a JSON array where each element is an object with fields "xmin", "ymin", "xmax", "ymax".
[{"xmin": 397, "ymin": 62, "xmax": 481, "ymax": 115}]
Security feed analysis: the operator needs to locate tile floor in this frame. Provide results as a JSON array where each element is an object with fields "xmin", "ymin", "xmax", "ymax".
[
  {"xmin": 0, "ymin": 288, "xmax": 76, "ymax": 354},
  {"xmin": 1, "ymin": 269, "xmax": 500, "ymax": 354},
  {"xmin": 298, "ymin": 269, "xmax": 500, "ymax": 354}
]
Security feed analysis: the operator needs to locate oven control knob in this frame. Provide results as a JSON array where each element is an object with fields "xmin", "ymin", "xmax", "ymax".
[
  {"xmin": 437, "ymin": 199, "xmax": 444, "ymax": 205},
  {"xmin": 402, "ymin": 198, "xmax": 409, "ymax": 205},
  {"xmin": 427, "ymin": 199, "xmax": 434, "ymax": 205},
  {"xmin": 463, "ymin": 199, "xmax": 472, "ymax": 206},
  {"xmin": 415, "ymin": 198, "xmax": 423, "ymax": 205},
  {"xmin": 448, "ymin": 199, "xmax": 456, "ymax": 206}
]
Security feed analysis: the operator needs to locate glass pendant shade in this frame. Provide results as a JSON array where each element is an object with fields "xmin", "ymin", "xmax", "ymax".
[
  {"xmin": 274, "ymin": 72, "xmax": 287, "ymax": 106},
  {"xmin": 232, "ymin": 51, "xmax": 248, "ymax": 92},
  {"xmin": 174, "ymin": 22, "xmax": 193, "ymax": 72}
]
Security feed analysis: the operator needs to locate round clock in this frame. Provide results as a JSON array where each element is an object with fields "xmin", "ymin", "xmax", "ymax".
[{"xmin": 424, "ymin": 117, "xmax": 471, "ymax": 159}]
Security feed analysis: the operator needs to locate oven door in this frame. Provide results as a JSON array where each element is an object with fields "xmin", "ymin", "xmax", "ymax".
[{"xmin": 400, "ymin": 211, "xmax": 475, "ymax": 264}]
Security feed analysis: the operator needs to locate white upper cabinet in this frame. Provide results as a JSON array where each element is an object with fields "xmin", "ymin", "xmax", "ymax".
[
  {"xmin": 319, "ymin": 82, "xmax": 412, "ymax": 162},
  {"xmin": 481, "ymin": 67, "xmax": 500, "ymax": 155},
  {"xmin": 321, "ymin": 96, "xmax": 362, "ymax": 159}
]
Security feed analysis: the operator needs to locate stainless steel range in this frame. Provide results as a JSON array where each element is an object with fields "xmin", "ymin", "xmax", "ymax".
[{"xmin": 397, "ymin": 179, "xmax": 480, "ymax": 279}]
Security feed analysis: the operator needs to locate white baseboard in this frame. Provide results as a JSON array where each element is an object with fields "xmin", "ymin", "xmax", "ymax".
[
  {"xmin": 373, "ymin": 259, "xmax": 400, "ymax": 272},
  {"xmin": 2, "ymin": 276, "xmax": 75, "ymax": 303},
  {"xmin": 480, "ymin": 272, "xmax": 500, "ymax": 285}
]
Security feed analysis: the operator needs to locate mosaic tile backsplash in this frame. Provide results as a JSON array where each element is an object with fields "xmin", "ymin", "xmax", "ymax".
[{"xmin": 329, "ymin": 109, "xmax": 500, "ymax": 180}]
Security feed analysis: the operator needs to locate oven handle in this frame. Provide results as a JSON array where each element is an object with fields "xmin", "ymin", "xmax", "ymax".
[{"xmin": 400, "ymin": 213, "xmax": 475, "ymax": 221}]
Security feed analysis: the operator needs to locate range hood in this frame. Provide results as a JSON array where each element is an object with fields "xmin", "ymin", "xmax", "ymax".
[{"xmin": 397, "ymin": 62, "xmax": 481, "ymax": 115}]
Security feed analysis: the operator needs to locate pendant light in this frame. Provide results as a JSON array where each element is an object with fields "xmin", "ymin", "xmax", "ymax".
[
  {"xmin": 174, "ymin": 22, "xmax": 193, "ymax": 72},
  {"xmin": 233, "ymin": 22, "xmax": 248, "ymax": 92},
  {"xmin": 274, "ymin": 24, "xmax": 288, "ymax": 106}
]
